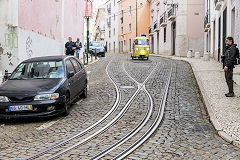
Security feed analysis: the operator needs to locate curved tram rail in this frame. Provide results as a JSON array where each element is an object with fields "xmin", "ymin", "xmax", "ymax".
[
  {"xmin": 90, "ymin": 63, "xmax": 173, "ymax": 160},
  {"xmin": 25, "ymin": 61, "xmax": 121, "ymax": 160},
  {"xmin": 45, "ymin": 63, "xmax": 159, "ymax": 160},
  {"xmin": 25, "ymin": 60, "xmax": 159, "ymax": 160}
]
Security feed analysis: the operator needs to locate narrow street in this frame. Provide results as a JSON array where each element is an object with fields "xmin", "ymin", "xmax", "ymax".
[{"xmin": 0, "ymin": 53, "xmax": 239, "ymax": 159}]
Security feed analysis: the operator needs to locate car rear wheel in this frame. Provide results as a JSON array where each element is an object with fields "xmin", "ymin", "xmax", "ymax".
[
  {"xmin": 102, "ymin": 53, "xmax": 105, "ymax": 57},
  {"xmin": 63, "ymin": 93, "xmax": 70, "ymax": 116}
]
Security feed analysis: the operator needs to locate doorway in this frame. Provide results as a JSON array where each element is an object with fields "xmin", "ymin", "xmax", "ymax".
[
  {"xmin": 218, "ymin": 16, "xmax": 221, "ymax": 61},
  {"xmin": 151, "ymin": 36, "xmax": 154, "ymax": 54},
  {"xmin": 222, "ymin": 8, "xmax": 227, "ymax": 56},
  {"xmin": 114, "ymin": 41, "xmax": 115, "ymax": 53},
  {"xmin": 157, "ymin": 32, "xmax": 159, "ymax": 54},
  {"xmin": 172, "ymin": 22, "xmax": 176, "ymax": 55}
]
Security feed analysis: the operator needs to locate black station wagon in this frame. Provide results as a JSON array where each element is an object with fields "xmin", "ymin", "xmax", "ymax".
[{"xmin": 0, "ymin": 56, "xmax": 87, "ymax": 118}]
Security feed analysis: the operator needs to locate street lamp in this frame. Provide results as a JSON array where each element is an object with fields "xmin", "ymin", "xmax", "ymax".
[{"xmin": 85, "ymin": 0, "xmax": 93, "ymax": 64}]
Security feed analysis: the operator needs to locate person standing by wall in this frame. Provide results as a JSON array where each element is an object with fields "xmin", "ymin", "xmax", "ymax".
[
  {"xmin": 222, "ymin": 37, "xmax": 237, "ymax": 97},
  {"xmin": 75, "ymin": 38, "xmax": 82, "ymax": 59},
  {"xmin": 65, "ymin": 37, "xmax": 76, "ymax": 56}
]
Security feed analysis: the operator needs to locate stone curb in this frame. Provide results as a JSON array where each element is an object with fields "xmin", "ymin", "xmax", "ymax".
[
  {"xmin": 150, "ymin": 54, "xmax": 240, "ymax": 148},
  {"xmin": 80, "ymin": 57, "xmax": 100, "ymax": 68}
]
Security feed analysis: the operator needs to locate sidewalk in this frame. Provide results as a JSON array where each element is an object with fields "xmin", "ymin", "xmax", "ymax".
[{"xmin": 152, "ymin": 54, "xmax": 240, "ymax": 148}]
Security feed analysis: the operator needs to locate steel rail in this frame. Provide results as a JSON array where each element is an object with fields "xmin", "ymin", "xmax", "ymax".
[
  {"xmin": 45, "ymin": 62, "xmax": 159, "ymax": 160},
  {"xmin": 89, "ymin": 63, "xmax": 166, "ymax": 160},
  {"xmin": 24, "ymin": 60, "xmax": 121, "ymax": 160},
  {"xmin": 113, "ymin": 63, "xmax": 173, "ymax": 160}
]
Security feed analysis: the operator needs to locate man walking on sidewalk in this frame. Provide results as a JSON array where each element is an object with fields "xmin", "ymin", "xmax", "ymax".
[
  {"xmin": 222, "ymin": 37, "xmax": 237, "ymax": 97},
  {"xmin": 75, "ymin": 38, "xmax": 82, "ymax": 59},
  {"xmin": 65, "ymin": 37, "xmax": 76, "ymax": 56}
]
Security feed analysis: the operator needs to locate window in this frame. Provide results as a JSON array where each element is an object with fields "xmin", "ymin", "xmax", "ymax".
[
  {"xmin": 129, "ymin": 6, "xmax": 132, "ymax": 14},
  {"xmin": 70, "ymin": 59, "xmax": 81, "ymax": 72},
  {"xmin": 135, "ymin": 39, "xmax": 149, "ymax": 45},
  {"xmin": 10, "ymin": 61, "xmax": 64, "ymax": 79},
  {"xmin": 109, "ymin": 30, "xmax": 111, "ymax": 38},
  {"xmin": 129, "ymin": 39, "xmax": 132, "ymax": 52},
  {"xmin": 124, "ymin": 40, "xmax": 126, "ymax": 45},
  {"xmin": 129, "ymin": 23, "xmax": 132, "ymax": 32},
  {"xmin": 114, "ymin": 28, "xmax": 115, "ymax": 36},
  {"xmin": 164, "ymin": 27, "xmax": 166, "ymax": 43},
  {"xmin": 114, "ymin": 0, "xmax": 115, "ymax": 6},
  {"xmin": 114, "ymin": 14, "xmax": 115, "ymax": 21},
  {"xmin": 66, "ymin": 60, "xmax": 75, "ymax": 75},
  {"xmin": 121, "ymin": 26, "xmax": 123, "ymax": 35}
]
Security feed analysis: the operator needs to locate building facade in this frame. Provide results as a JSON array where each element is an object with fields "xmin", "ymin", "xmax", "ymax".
[
  {"xmin": 0, "ymin": 0, "xmax": 84, "ymax": 78},
  {"xmin": 93, "ymin": 7, "xmax": 105, "ymax": 43},
  {"xmin": 149, "ymin": 0, "xmax": 205, "ymax": 56},
  {"xmin": 204, "ymin": 0, "xmax": 240, "ymax": 61},
  {"xmin": 118, "ymin": 0, "xmax": 150, "ymax": 53},
  {"xmin": 105, "ymin": 0, "xmax": 119, "ymax": 53}
]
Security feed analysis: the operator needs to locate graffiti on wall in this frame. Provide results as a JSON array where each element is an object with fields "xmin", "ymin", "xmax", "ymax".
[
  {"xmin": 0, "ymin": 43, "xmax": 13, "ymax": 66},
  {"xmin": 4, "ymin": 31, "xmax": 18, "ymax": 50},
  {"xmin": 26, "ymin": 36, "xmax": 33, "ymax": 58}
]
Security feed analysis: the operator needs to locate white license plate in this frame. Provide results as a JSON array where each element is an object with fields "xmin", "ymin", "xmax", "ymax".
[{"xmin": 8, "ymin": 105, "xmax": 33, "ymax": 111}]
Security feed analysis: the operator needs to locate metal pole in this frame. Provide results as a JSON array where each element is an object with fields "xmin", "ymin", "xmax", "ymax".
[
  {"xmin": 136, "ymin": 0, "xmax": 138, "ymax": 37},
  {"xmin": 87, "ymin": 17, "xmax": 89, "ymax": 64}
]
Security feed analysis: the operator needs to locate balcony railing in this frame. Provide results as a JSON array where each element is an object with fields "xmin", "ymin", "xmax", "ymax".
[
  {"xmin": 120, "ymin": 17, "xmax": 123, "ymax": 24},
  {"xmin": 107, "ymin": 21, "xmax": 111, "ymax": 28},
  {"xmin": 204, "ymin": 11, "xmax": 210, "ymax": 32},
  {"xmin": 107, "ymin": 7, "xmax": 111, "ymax": 14},
  {"xmin": 167, "ymin": 4, "xmax": 177, "ymax": 21},
  {"xmin": 149, "ymin": 27, "xmax": 153, "ymax": 35},
  {"xmin": 154, "ymin": 21, "xmax": 158, "ymax": 30},
  {"xmin": 159, "ymin": 12, "xmax": 167, "ymax": 27}
]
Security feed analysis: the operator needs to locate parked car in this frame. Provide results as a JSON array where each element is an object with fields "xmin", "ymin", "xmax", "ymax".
[
  {"xmin": 0, "ymin": 56, "xmax": 87, "ymax": 118},
  {"xmin": 89, "ymin": 41, "xmax": 105, "ymax": 57}
]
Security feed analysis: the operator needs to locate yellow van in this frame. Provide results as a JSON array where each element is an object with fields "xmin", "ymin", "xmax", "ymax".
[{"xmin": 131, "ymin": 37, "xmax": 150, "ymax": 60}]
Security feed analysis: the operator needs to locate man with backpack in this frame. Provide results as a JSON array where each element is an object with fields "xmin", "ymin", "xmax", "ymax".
[
  {"xmin": 65, "ymin": 37, "xmax": 76, "ymax": 56},
  {"xmin": 222, "ymin": 37, "xmax": 239, "ymax": 97}
]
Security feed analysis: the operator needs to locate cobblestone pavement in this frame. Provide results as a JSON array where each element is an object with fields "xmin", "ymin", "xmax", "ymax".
[
  {"xmin": 129, "ymin": 60, "xmax": 240, "ymax": 160},
  {"xmin": 0, "ymin": 53, "xmax": 239, "ymax": 159}
]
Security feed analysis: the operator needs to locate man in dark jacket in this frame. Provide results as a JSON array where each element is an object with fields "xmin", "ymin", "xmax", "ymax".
[
  {"xmin": 222, "ymin": 37, "xmax": 237, "ymax": 97},
  {"xmin": 65, "ymin": 37, "xmax": 76, "ymax": 56}
]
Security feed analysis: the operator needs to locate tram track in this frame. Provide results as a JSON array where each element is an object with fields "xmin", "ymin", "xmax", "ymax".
[
  {"xmin": 44, "ymin": 61, "xmax": 159, "ymax": 160},
  {"xmin": 24, "ymin": 57, "xmax": 159, "ymax": 160},
  {"xmin": 24, "ymin": 60, "xmax": 121, "ymax": 160},
  {"xmin": 89, "ymin": 62, "xmax": 173, "ymax": 160}
]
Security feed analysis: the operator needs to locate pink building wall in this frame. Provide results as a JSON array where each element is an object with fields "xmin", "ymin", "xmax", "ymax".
[
  {"xmin": 18, "ymin": 0, "xmax": 62, "ymax": 41},
  {"xmin": 64, "ymin": 0, "xmax": 84, "ymax": 43},
  {"xmin": 187, "ymin": 0, "xmax": 205, "ymax": 38},
  {"xmin": 18, "ymin": 0, "xmax": 85, "ymax": 43}
]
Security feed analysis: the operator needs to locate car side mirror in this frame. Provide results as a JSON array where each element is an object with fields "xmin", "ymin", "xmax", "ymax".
[
  {"xmin": 3, "ymin": 70, "xmax": 11, "ymax": 82},
  {"xmin": 67, "ymin": 71, "xmax": 75, "ymax": 79}
]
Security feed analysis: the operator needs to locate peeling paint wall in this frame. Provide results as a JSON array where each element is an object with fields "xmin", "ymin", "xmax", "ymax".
[
  {"xmin": 18, "ymin": 28, "xmax": 63, "ymax": 64},
  {"xmin": 0, "ymin": 26, "xmax": 19, "ymax": 72},
  {"xmin": 0, "ymin": 0, "xmax": 85, "ymax": 75}
]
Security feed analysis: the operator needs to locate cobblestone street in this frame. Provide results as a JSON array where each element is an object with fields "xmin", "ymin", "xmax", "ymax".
[{"xmin": 0, "ymin": 53, "xmax": 239, "ymax": 159}]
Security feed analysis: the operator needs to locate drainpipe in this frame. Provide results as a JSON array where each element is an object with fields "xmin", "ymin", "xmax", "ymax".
[
  {"xmin": 136, "ymin": 0, "xmax": 138, "ymax": 37},
  {"xmin": 61, "ymin": 0, "xmax": 65, "ymax": 53}
]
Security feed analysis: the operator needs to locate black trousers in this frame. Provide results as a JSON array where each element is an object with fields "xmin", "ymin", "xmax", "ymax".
[{"xmin": 225, "ymin": 68, "xmax": 234, "ymax": 93}]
